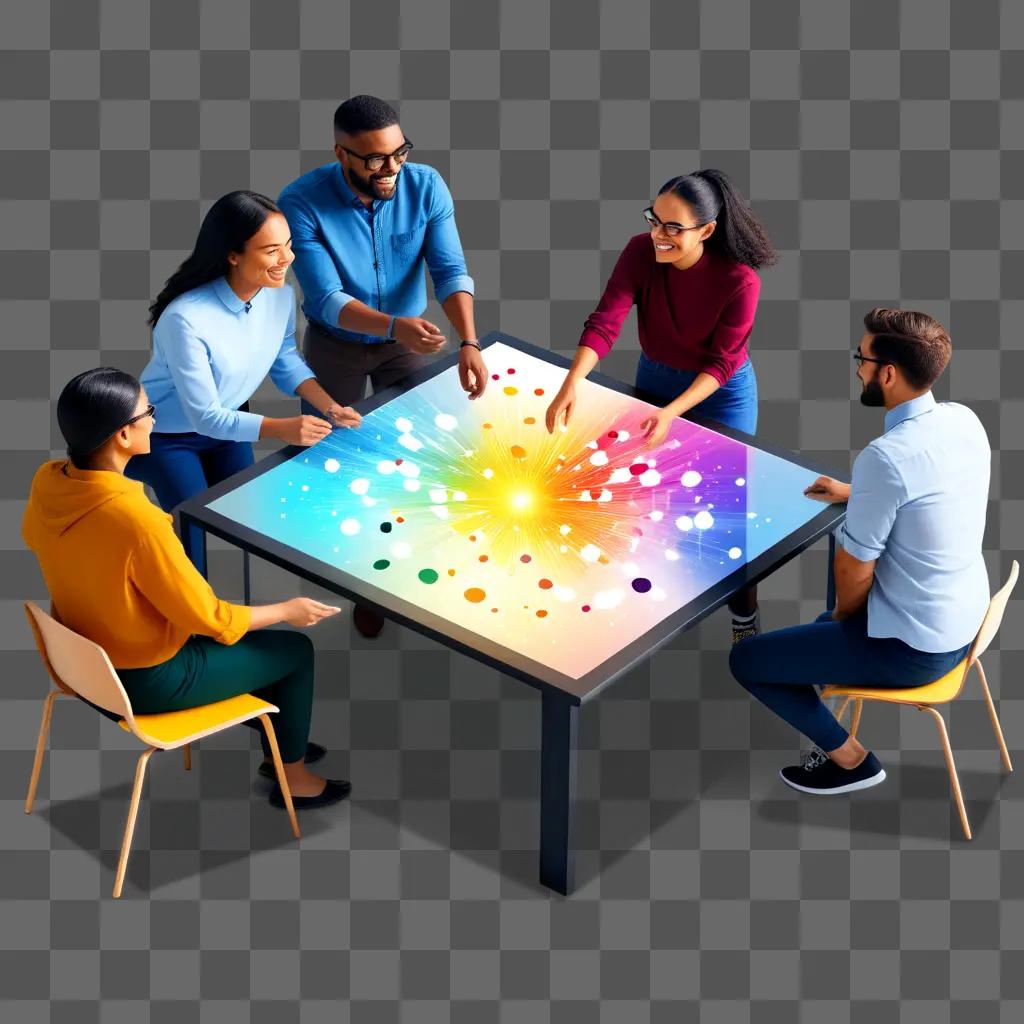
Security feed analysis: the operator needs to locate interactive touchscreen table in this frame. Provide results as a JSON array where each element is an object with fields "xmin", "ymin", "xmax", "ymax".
[{"xmin": 180, "ymin": 333, "xmax": 845, "ymax": 894}]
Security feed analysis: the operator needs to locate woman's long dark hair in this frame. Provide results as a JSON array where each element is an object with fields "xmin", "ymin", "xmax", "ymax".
[
  {"xmin": 658, "ymin": 169, "xmax": 777, "ymax": 270},
  {"xmin": 148, "ymin": 190, "xmax": 280, "ymax": 326},
  {"xmin": 57, "ymin": 368, "xmax": 142, "ymax": 469}
]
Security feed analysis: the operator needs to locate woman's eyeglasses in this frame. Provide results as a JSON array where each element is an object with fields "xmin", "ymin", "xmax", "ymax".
[
  {"xmin": 642, "ymin": 206, "xmax": 706, "ymax": 237},
  {"xmin": 124, "ymin": 404, "xmax": 156, "ymax": 427}
]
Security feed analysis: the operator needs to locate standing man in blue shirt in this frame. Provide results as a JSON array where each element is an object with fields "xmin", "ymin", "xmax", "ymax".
[
  {"xmin": 730, "ymin": 308, "xmax": 990, "ymax": 796},
  {"xmin": 279, "ymin": 95, "xmax": 489, "ymax": 638}
]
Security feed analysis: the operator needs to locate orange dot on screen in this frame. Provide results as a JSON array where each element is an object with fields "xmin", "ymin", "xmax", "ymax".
[
  {"xmin": 523, "ymin": 417, "xmax": 536, "ymax": 425},
  {"xmin": 534, "ymin": 388, "xmax": 544, "ymax": 396},
  {"xmin": 447, "ymin": 569, "xmax": 456, "ymax": 576},
  {"xmin": 510, "ymin": 445, "xmax": 527, "ymax": 460},
  {"xmin": 479, "ymin": 554, "xmax": 489, "ymax": 562},
  {"xmin": 396, "ymin": 516, "xmax": 405, "ymax": 523},
  {"xmin": 464, "ymin": 587, "xmax": 486, "ymax": 603},
  {"xmin": 536, "ymin": 609, "xmax": 548, "ymax": 618},
  {"xmin": 483, "ymin": 422, "xmax": 493, "ymax": 429},
  {"xmin": 539, "ymin": 579, "xmax": 553, "ymax": 590}
]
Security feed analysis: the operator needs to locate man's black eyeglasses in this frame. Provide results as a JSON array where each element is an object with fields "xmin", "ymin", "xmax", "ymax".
[
  {"xmin": 642, "ymin": 207, "xmax": 707, "ymax": 237},
  {"xmin": 852, "ymin": 351, "xmax": 887, "ymax": 367},
  {"xmin": 124, "ymin": 404, "xmax": 156, "ymax": 427},
  {"xmin": 340, "ymin": 139, "xmax": 414, "ymax": 172}
]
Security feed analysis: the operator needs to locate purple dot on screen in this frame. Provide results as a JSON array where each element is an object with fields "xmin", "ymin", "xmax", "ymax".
[{"xmin": 631, "ymin": 578, "xmax": 652, "ymax": 594}]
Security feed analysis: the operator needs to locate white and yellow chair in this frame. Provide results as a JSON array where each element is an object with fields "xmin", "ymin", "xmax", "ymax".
[
  {"xmin": 23, "ymin": 601, "xmax": 300, "ymax": 898},
  {"xmin": 823, "ymin": 561, "xmax": 1018, "ymax": 840}
]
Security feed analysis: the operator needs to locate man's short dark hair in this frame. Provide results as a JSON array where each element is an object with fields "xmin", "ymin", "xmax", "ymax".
[
  {"xmin": 333, "ymin": 95, "xmax": 399, "ymax": 136},
  {"xmin": 863, "ymin": 307, "xmax": 952, "ymax": 391}
]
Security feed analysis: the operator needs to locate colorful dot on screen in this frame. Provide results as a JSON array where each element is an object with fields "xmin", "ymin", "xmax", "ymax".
[
  {"xmin": 608, "ymin": 430, "xmax": 619, "ymax": 439},
  {"xmin": 536, "ymin": 610, "xmax": 548, "ymax": 618},
  {"xmin": 491, "ymin": 374, "xmax": 500, "ymax": 380},
  {"xmin": 418, "ymin": 569, "xmax": 439, "ymax": 584},
  {"xmin": 447, "ymin": 568, "xmax": 456, "ymax": 576},
  {"xmin": 396, "ymin": 516, "xmax": 405, "ymax": 523},
  {"xmin": 504, "ymin": 386, "xmax": 518, "ymax": 396},
  {"xmin": 491, "ymin": 607, "xmax": 499, "ymax": 613},
  {"xmin": 539, "ymin": 579, "xmax": 553, "ymax": 590},
  {"xmin": 464, "ymin": 587, "xmax": 486, "ymax": 603},
  {"xmin": 534, "ymin": 388, "xmax": 544, "ymax": 396},
  {"xmin": 507, "ymin": 368, "xmax": 516, "ymax": 374},
  {"xmin": 479, "ymin": 554, "xmax": 489, "ymax": 562},
  {"xmin": 483, "ymin": 422, "xmax": 493, "ymax": 430},
  {"xmin": 520, "ymin": 554, "xmax": 532, "ymax": 563},
  {"xmin": 373, "ymin": 559, "xmax": 390, "ymax": 570},
  {"xmin": 510, "ymin": 445, "xmax": 527, "ymax": 460},
  {"xmin": 395, "ymin": 458, "xmax": 403, "ymax": 465},
  {"xmin": 631, "ymin": 578, "xmax": 653, "ymax": 594},
  {"xmin": 581, "ymin": 605, "xmax": 591, "ymax": 612},
  {"xmin": 523, "ymin": 417, "xmax": 536, "ymax": 425},
  {"xmin": 629, "ymin": 463, "xmax": 647, "ymax": 476},
  {"xmin": 469, "ymin": 534, "xmax": 477, "ymax": 542},
  {"xmin": 380, "ymin": 522, "xmax": 392, "ymax": 533}
]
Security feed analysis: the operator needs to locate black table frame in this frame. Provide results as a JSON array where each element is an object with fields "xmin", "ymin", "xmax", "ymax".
[{"xmin": 179, "ymin": 331, "xmax": 846, "ymax": 895}]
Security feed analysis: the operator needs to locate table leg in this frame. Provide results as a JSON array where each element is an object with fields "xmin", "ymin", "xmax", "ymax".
[
  {"xmin": 539, "ymin": 689, "xmax": 579, "ymax": 895},
  {"xmin": 826, "ymin": 531, "xmax": 837, "ymax": 612},
  {"xmin": 178, "ymin": 512, "xmax": 207, "ymax": 578}
]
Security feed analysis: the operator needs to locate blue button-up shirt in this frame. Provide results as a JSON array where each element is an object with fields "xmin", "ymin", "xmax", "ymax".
[
  {"xmin": 277, "ymin": 161, "xmax": 474, "ymax": 344},
  {"xmin": 837, "ymin": 392, "xmax": 991, "ymax": 653},
  {"xmin": 141, "ymin": 279, "xmax": 313, "ymax": 443}
]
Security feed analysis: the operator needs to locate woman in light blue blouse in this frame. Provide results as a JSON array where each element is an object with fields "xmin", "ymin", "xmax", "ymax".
[{"xmin": 130, "ymin": 191, "xmax": 361, "ymax": 575}]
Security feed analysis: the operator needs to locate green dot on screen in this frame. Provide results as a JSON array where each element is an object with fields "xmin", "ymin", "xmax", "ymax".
[
  {"xmin": 373, "ymin": 559, "xmax": 390, "ymax": 570},
  {"xmin": 418, "ymin": 568, "xmax": 439, "ymax": 584}
]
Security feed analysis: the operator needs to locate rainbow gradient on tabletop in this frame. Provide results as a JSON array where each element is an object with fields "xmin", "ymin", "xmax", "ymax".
[{"xmin": 209, "ymin": 342, "xmax": 824, "ymax": 679}]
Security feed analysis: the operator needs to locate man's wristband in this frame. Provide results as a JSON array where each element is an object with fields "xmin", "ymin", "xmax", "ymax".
[
  {"xmin": 385, "ymin": 315, "xmax": 397, "ymax": 341},
  {"xmin": 460, "ymin": 340, "xmax": 480, "ymax": 350}
]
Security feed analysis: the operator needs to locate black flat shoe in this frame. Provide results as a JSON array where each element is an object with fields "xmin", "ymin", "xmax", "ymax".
[
  {"xmin": 268, "ymin": 778, "xmax": 352, "ymax": 809},
  {"xmin": 257, "ymin": 741, "xmax": 326, "ymax": 780},
  {"xmin": 353, "ymin": 604, "xmax": 386, "ymax": 638}
]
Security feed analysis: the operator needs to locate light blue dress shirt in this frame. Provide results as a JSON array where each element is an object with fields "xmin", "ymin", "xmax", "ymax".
[
  {"xmin": 837, "ymin": 391, "xmax": 991, "ymax": 653},
  {"xmin": 277, "ymin": 161, "xmax": 474, "ymax": 344},
  {"xmin": 141, "ymin": 279, "xmax": 313, "ymax": 443}
]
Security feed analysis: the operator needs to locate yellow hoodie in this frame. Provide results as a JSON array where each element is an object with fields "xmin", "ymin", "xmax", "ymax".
[{"xmin": 22, "ymin": 460, "xmax": 250, "ymax": 669}]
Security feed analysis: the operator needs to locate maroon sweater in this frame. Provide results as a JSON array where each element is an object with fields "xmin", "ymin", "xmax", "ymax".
[{"xmin": 579, "ymin": 234, "xmax": 761, "ymax": 386}]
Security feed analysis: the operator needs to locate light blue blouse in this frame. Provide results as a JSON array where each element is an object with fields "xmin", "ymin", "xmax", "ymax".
[{"xmin": 141, "ymin": 278, "xmax": 313, "ymax": 443}]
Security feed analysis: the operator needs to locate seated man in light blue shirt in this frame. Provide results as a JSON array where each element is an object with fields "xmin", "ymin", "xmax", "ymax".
[
  {"xmin": 278, "ymin": 94, "xmax": 489, "ymax": 415},
  {"xmin": 730, "ymin": 308, "xmax": 990, "ymax": 795}
]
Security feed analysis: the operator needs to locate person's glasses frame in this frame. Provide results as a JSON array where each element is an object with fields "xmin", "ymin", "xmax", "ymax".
[
  {"xmin": 642, "ymin": 206, "xmax": 708, "ymax": 237},
  {"xmin": 852, "ymin": 352, "xmax": 887, "ymax": 367},
  {"xmin": 340, "ymin": 139, "xmax": 414, "ymax": 172},
  {"xmin": 124, "ymin": 404, "xmax": 156, "ymax": 428}
]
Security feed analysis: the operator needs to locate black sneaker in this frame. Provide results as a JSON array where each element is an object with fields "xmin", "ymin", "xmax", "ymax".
[{"xmin": 779, "ymin": 747, "xmax": 886, "ymax": 795}]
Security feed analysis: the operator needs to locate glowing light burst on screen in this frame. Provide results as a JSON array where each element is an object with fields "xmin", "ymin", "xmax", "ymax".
[{"xmin": 209, "ymin": 342, "xmax": 822, "ymax": 678}]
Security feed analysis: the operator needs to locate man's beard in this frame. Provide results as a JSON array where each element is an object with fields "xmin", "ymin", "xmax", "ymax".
[
  {"xmin": 348, "ymin": 165, "xmax": 398, "ymax": 201},
  {"xmin": 859, "ymin": 376, "xmax": 885, "ymax": 407}
]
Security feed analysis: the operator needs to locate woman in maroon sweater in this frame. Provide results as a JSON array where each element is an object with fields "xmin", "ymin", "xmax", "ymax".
[{"xmin": 545, "ymin": 169, "xmax": 777, "ymax": 643}]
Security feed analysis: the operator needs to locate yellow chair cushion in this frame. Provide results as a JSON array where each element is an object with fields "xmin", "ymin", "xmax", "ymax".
[
  {"xmin": 117, "ymin": 693, "xmax": 277, "ymax": 748},
  {"xmin": 822, "ymin": 658, "xmax": 970, "ymax": 706}
]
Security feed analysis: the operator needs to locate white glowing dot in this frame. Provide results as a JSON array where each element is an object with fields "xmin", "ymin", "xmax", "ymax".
[
  {"xmin": 639, "ymin": 469, "xmax": 661, "ymax": 487},
  {"xmin": 594, "ymin": 589, "xmax": 623, "ymax": 610},
  {"xmin": 616, "ymin": 430, "xmax": 630, "ymax": 441},
  {"xmin": 391, "ymin": 542, "xmax": 411, "ymax": 559},
  {"xmin": 675, "ymin": 515, "xmax": 694, "ymax": 532},
  {"xmin": 430, "ymin": 506, "xmax": 449, "ymax": 520},
  {"xmin": 330, "ymin": 510, "xmax": 337, "ymax": 516},
  {"xmin": 665, "ymin": 549, "xmax": 680, "ymax": 561},
  {"xmin": 398, "ymin": 433, "xmax": 423, "ymax": 453},
  {"xmin": 397, "ymin": 462, "xmax": 420, "ymax": 478},
  {"xmin": 735, "ymin": 477, "xmax": 746, "ymax": 486},
  {"xmin": 747, "ymin": 512, "xmax": 757, "ymax": 519},
  {"xmin": 649, "ymin": 510, "xmax": 664, "ymax": 522},
  {"xmin": 559, "ymin": 545, "xmax": 568, "ymax": 553},
  {"xmin": 279, "ymin": 512, "xmax": 286, "ymax": 519},
  {"xmin": 728, "ymin": 547, "xmax": 742, "ymax": 559},
  {"xmin": 766, "ymin": 517, "xmax": 772, "ymax": 523},
  {"xmin": 608, "ymin": 467, "xmax": 632, "ymax": 484},
  {"xmin": 482, "ymin": 468, "xmax": 494, "ymax": 480},
  {"xmin": 596, "ymin": 488, "xmax": 613, "ymax": 502},
  {"xmin": 395, "ymin": 417, "xmax": 413, "ymax": 433},
  {"xmin": 361, "ymin": 496, "xmax": 376, "ymax": 507},
  {"xmin": 694, "ymin": 510, "xmax": 714, "ymax": 530},
  {"xmin": 589, "ymin": 450, "xmax": 609, "ymax": 467},
  {"xmin": 429, "ymin": 488, "xmax": 448, "ymax": 503},
  {"xmin": 580, "ymin": 544, "xmax": 601, "ymax": 562},
  {"xmin": 559, "ymin": 524, "xmax": 571, "ymax": 535},
  {"xmin": 377, "ymin": 460, "xmax": 397, "ymax": 475},
  {"xmin": 434, "ymin": 413, "xmax": 457, "ymax": 431},
  {"xmin": 651, "ymin": 587, "xmax": 667, "ymax": 602},
  {"xmin": 585, "ymin": 439, "xmax": 598, "ymax": 449},
  {"xmin": 280, "ymin": 497, "xmax": 286, "ymax": 503},
  {"xmin": 403, "ymin": 478, "xmax": 421, "ymax": 492},
  {"xmin": 453, "ymin": 491, "xmax": 467, "ymax": 501},
  {"xmin": 681, "ymin": 471, "xmax": 702, "ymax": 487},
  {"xmin": 301, "ymin": 484, "xmax": 309, "ymax": 492},
  {"xmin": 553, "ymin": 586, "xmax": 576, "ymax": 602},
  {"xmin": 324, "ymin": 458, "xmax": 340, "ymax": 474},
  {"xmin": 350, "ymin": 478, "xmax": 370, "ymax": 495},
  {"xmin": 340, "ymin": 518, "xmax": 360, "ymax": 536}
]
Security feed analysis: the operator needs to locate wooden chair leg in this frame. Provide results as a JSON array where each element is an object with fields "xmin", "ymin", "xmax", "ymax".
[
  {"xmin": 113, "ymin": 747, "xmax": 155, "ymax": 899},
  {"xmin": 183, "ymin": 744, "xmax": 192, "ymax": 772},
  {"xmin": 919, "ymin": 705, "xmax": 972, "ymax": 841},
  {"xmin": 974, "ymin": 658, "xmax": 1013, "ymax": 773},
  {"xmin": 834, "ymin": 696, "xmax": 851, "ymax": 726},
  {"xmin": 850, "ymin": 699, "xmax": 863, "ymax": 740},
  {"xmin": 258, "ymin": 714, "xmax": 301, "ymax": 840},
  {"xmin": 25, "ymin": 690, "xmax": 62, "ymax": 814}
]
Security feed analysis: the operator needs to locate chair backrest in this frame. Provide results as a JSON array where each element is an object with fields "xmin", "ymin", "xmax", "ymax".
[
  {"xmin": 24, "ymin": 601, "xmax": 135, "ymax": 723},
  {"xmin": 968, "ymin": 560, "xmax": 1019, "ymax": 665}
]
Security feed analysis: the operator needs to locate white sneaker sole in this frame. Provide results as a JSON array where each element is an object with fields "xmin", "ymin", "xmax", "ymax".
[{"xmin": 779, "ymin": 767, "xmax": 887, "ymax": 795}]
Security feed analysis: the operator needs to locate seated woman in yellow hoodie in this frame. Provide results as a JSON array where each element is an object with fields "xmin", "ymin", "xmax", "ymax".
[{"xmin": 23, "ymin": 367, "xmax": 350, "ymax": 810}]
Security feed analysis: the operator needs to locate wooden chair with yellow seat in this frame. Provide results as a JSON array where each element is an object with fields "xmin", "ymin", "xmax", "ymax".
[
  {"xmin": 22, "ymin": 600, "xmax": 301, "ymax": 898},
  {"xmin": 823, "ymin": 560, "xmax": 1018, "ymax": 841}
]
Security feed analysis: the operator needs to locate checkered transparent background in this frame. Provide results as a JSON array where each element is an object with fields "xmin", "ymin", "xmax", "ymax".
[{"xmin": 2, "ymin": 1, "xmax": 1024, "ymax": 1020}]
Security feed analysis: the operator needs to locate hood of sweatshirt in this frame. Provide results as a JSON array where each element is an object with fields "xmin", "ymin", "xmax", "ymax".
[{"xmin": 22, "ymin": 460, "xmax": 149, "ymax": 545}]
